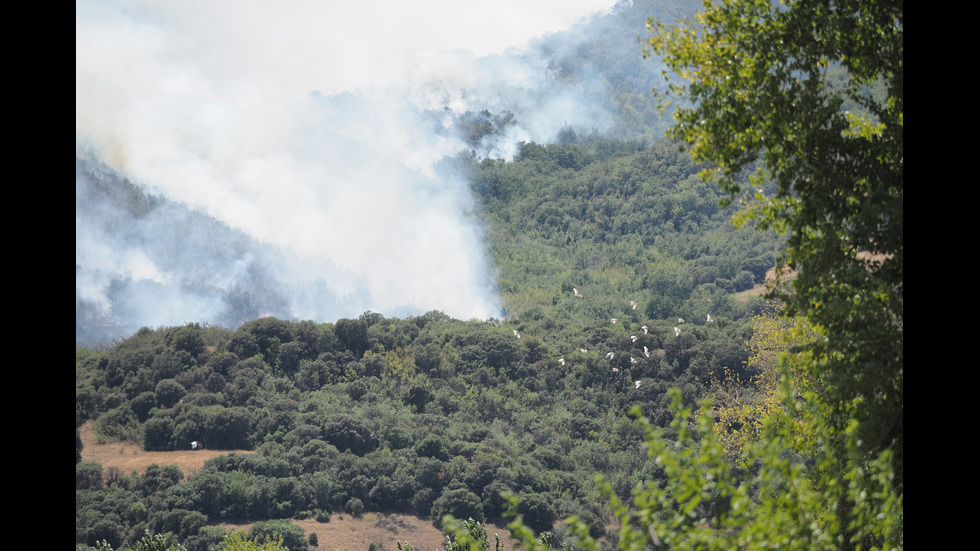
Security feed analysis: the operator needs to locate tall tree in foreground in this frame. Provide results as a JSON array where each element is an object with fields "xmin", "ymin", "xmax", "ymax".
[
  {"xmin": 647, "ymin": 0, "xmax": 903, "ymax": 482},
  {"xmin": 622, "ymin": 0, "xmax": 902, "ymax": 548}
]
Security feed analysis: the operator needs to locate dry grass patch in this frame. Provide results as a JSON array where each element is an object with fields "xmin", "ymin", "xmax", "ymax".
[{"xmin": 78, "ymin": 421, "xmax": 252, "ymax": 476}]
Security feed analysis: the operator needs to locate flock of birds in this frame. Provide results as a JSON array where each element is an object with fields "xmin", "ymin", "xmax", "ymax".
[
  {"xmin": 512, "ymin": 287, "xmax": 715, "ymax": 392},
  {"xmin": 182, "ymin": 291, "xmax": 713, "ymax": 448}
]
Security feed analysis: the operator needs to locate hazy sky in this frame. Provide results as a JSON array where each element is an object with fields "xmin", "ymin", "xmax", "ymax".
[{"xmin": 76, "ymin": 0, "xmax": 620, "ymax": 331}]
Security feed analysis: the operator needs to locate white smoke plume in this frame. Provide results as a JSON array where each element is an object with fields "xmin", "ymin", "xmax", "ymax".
[{"xmin": 76, "ymin": 0, "xmax": 626, "ymax": 343}]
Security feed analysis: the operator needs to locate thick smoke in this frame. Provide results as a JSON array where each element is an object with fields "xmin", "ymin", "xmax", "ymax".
[{"xmin": 76, "ymin": 0, "xmax": 661, "ymax": 344}]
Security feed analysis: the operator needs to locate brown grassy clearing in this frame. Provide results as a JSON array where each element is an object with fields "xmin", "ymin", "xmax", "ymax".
[
  {"xmin": 733, "ymin": 251, "xmax": 888, "ymax": 304},
  {"xmin": 731, "ymin": 265, "xmax": 795, "ymax": 303},
  {"xmin": 78, "ymin": 421, "xmax": 246, "ymax": 476}
]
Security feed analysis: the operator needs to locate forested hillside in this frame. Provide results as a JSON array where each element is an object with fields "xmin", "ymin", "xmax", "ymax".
[
  {"xmin": 76, "ymin": 134, "xmax": 781, "ymax": 550},
  {"xmin": 77, "ymin": 0, "xmax": 901, "ymax": 549}
]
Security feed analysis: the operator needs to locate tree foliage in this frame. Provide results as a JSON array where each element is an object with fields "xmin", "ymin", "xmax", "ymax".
[
  {"xmin": 557, "ymin": 390, "xmax": 902, "ymax": 551},
  {"xmin": 647, "ymin": 0, "xmax": 903, "ymax": 485},
  {"xmin": 93, "ymin": 531, "xmax": 186, "ymax": 551},
  {"xmin": 442, "ymin": 517, "xmax": 504, "ymax": 551},
  {"xmin": 247, "ymin": 520, "xmax": 307, "ymax": 551},
  {"xmin": 218, "ymin": 530, "xmax": 286, "ymax": 551},
  {"xmin": 709, "ymin": 301, "xmax": 819, "ymax": 461}
]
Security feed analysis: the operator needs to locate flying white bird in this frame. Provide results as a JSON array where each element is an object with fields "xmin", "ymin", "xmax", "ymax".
[
  {"xmin": 706, "ymin": 314, "xmax": 713, "ymax": 323},
  {"xmin": 630, "ymin": 356, "xmax": 638, "ymax": 364},
  {"xmin": 630, "ymin": 300, "xmax": 638, "ymax": 310},
  {"xmin": 630, "ymin": 335, "xmax": 638, "ymax": 342},
  {"xmin": 634, "ymin": 380, "xmax": 642, "ymax": 389},
  {"xmin": 611, "ymin": 318, "xmax": 619, "ymax": 324},
  {"xmin": 674, "ymin": 327, "xmax": 681, "ymax": 337},
  {"xmin": 612, "ymin": 367, "xmax": 619, "ymax": 373},
  {"xmin": 573, "ymin": 288, "xmax": 582, "ymax": 298},
  {"xmin": 191, "ymin": 441, "xmax": 199, "ymax": 450},
  {"xmin": 606, "ymin": 352, "xmax": 615, "ymax": 359},
  {"xmin": 512, "ymin": 329, "xmax": 521, "ymax": 339},
  {"xmin": 643, "ymin": 346, "xmax": 650, "ymax": 358},
  {"xmin": 641, "ymin": 325, "xmax": 648, "ymax": 334},
  {"xmin": 678, "ymin": 318, "xmax": 685, "ymax": 324},
  {"xmin": 558, "ymin": 358, "xmax": 566, "ymax": 366}
]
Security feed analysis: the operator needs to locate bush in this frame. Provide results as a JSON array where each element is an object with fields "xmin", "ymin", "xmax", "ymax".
[
  {"xmin": 143, "ymin": 416, "xmax": 176, "ymax": 451},
  {"xmin": 98, "ymin": 405, "xmax": 140, "ymax": 441},
  {"xmin": 248, "ymin": 520, "xmax": 306, "ymax": 551},
  {"xmin": 517, "ymin": 493, "xmax": 556, "ymax": 535},
  {"xmin": 345, "ymin": 497, "xmax": 365, "ymax": 518},
  {"xmin": 128, "ymin": 530, "xmax": 187, "ymax": 551},
  {"xmin": 76, "ymin": 461, "xmax": 103, "ymax": 490},
  {"xmin": 155, "ymin": 379, "xmax": 187, "ymax": 408},
  {"xmin": 323, "ymin": 415, "xmax": 376, "ymax": 455},
  {"xmin": 432, "ymin": 488, "xmax": 484, "ymax": 526}
]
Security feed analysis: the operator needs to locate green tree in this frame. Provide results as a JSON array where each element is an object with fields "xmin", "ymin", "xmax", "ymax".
[
  {"xmin": 248, "ymin": 520, "xmax": 307, "ymax": 551},
  {"xmin": 515, "ymin": 493, "xmax": 556, "ymax": 536},
  {"xmin": 334, "ymin": 318, "xmax": 370, "ymax": 357},
  {"xmin": 647, "ymin": 0, "xmax": 903, "ymax": 485},
  {"xmin": 559, "ymin": 394, "xmax": 902, "ymax": 551},
  {"xmin": 219, "ymin": 530, "xmax": 286, "ymax": 551},
  {"xmin": 323, "ymin": 414, "xmax": 377, "ymax": 455},
  {"xmin": 433, "ymin": 488, "xmax": 485, "ymax": 527},
  {"xmin": 709, "ymin": 301, "xmax": 819, "ymax": 462},
  {"xmin": 275, "ymin": 340, "xmax": 303, "ymax": 375},
  {"xmin": 169, "ymin": 324, "xmax": 205, "ymax": 357},
  {"xmin": 128, "ymin": 530, "xmax": 187, "ymax": 551},
  {"xmin": 142, "ymin": 463, "xmax": 185, "ymax": 493},
  {"xmin": 143, "ymin": 416, "xmax": 177, "ymax": 451},
  {"xmin": 443, "ymin": 517, "xmax": 503, "ymax": 551},
  {"xmin": 155, "ymin": 379, "xmax": 187, "ymax": 409},
  {"xmin": 76, "ymin": 461, "xmax": 104, "ymax": 490}
]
